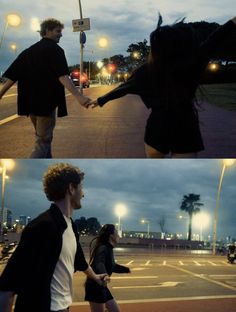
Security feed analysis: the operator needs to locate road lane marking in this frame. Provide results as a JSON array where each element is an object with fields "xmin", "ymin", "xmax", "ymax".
[
  {"xmin": 112, "ymin": 281, "xmax": 183, "ymax": 289},
  {"xmin": 209, "ymin": 274, "xmax": 236, "ymax": 278},
  {"xmin": 0, "ymin": 114, "xmax": 19, "ymax": 125},
  {"xmin": 179, "ymin": 261, "xmax": 184, "ymax": 265},
  {"xmin": 167, "ymin": 264, "xmax": 236, "ymax": 292},
  {"xmin": 72, "ymin": 294, "xmax": 236, "ymax": 305},
  {"xmin": 126, "ymin": 260, "xmax": 134, "ymax": 265},
  {"xmin": 163, "ymin": 260, "xmax": 166, "ymax": 265},
  {"xmin": 131, "ymin": 268, "xmax": 148, "ymax": 271},
  {"xmin": 208, "ymin": 261, "xmax": 217, "ymax": 266},
  {"xmin": 194, "ymin": 261, "xmax": 203, "ymax": 266},
  {"xmin": 221, "ymin": 261, "xmax": 231, "ymax": 266},
  {"xmin": 145, "ymin": 260, "xmax": 151, "ymax": 266},
  {"xmin": 112, "ymin": 275, "xmax": 158, "ymax": 279},
  {"xmin": 2, "ymin": 93, "xmax": 17, "ymax": 98}
]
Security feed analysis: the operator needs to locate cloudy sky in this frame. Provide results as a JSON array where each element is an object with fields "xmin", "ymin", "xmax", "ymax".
[
  {"xmin": 2, "ymin": 159, "xmax": 236, "ymax": 240},
  {"xmin": 1, "ymin": 0, "xmax": 235, "ymax": 73}
]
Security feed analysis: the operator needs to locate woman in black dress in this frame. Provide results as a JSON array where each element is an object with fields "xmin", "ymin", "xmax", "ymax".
[
  {"xmin": 85, "ymin": 224, "xmax": 130, "ymax": 312},
  {"xmin": 90, "ymin": 15, "xmax": 236, "ymax": 158}
]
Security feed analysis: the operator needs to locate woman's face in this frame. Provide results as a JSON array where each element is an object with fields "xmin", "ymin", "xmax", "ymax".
[{"xmin": 110, "ymin": 228, "xmax": 119, "ymax": 245}]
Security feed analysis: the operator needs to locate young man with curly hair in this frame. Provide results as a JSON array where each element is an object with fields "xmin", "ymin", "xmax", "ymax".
[
  {"xmin": 0, "ymin": 163, "xmax": 107, "ymax": 312},
  {"xmin": 0, "ymin": 19, "xmax": 91, "ymax": 158}
]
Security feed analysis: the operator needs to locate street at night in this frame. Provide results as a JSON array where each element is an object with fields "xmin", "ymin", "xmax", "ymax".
[{"xmin": 1, "ymin": 84, "xmax": 236, "ymax": 158}]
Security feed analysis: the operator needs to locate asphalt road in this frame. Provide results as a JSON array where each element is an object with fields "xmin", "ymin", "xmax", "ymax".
[
  {"xmin": 1, "ymin": 252, "xmax": 236, "ymax": 312},
  {"xmin": 0, "ymin": 84, "xmax": 148, "ymax": 158},
  {"xmin": 72, "ymin": 253, "xmax": 236, "ymax": 312},
  {"xmin": 72, "ymin": 254, "xmax": 236, "ymax": 302},
  {"xmin": 1, "ymin": 84, "xmax": 236, "ymax": 158}
]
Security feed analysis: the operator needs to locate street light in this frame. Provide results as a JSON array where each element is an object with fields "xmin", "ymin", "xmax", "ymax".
[
  {"xmin": 141, "ymin": 219, "xmax": 150, "ymax": 238},
  {"xmin": 0, "ymin": 14, "xmax": 21, "ymax": 52},
  {"xmin": 0, "ymin": 159, "xmax": 15, "ymax": 241},
  {"xmin": 193, "ymin": 212, "xmax": 210, "ymax": 241},
  {"xmin": 98, "ymin": 37, "xmax": 108, "ymax": 49},
  {"xmin": 212, "ymin": 159, "xmax": 235, "ymax": 255},
  {"xmin": 115, "ymin": 203, "xmax": 127, "ymax": 237},
  {"xmin": 178, "ymin": 214, "xmax": 188, "ymax": 239},
  {"xmin": 9, "ymin": 43, "xmax": 17, "ymax": 56},
  {"xmin": 30, "ymin": 17, "xmax": 40, "ymax": 32}
]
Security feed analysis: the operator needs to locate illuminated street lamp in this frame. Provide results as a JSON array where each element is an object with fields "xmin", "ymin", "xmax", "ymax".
[
  {"xmin": 193, "ymin": 212, "xmax": 210, "ymax": 241},
  {"xmin": 97, "ymin": 60, "xmax": 104, "ymax": 69},
  {"xmin": 132, "ymin": 51, "xmax": 140, "ymax": 59},
  {"xmin": 178, "ymin": 214, "xmax": 188, "ymax": 239},
  {"xmin": 0, "ymin": 159, "xmax": 15, "ymax": 241},
  {"xmin": 9, "ymin": 43, "xmax": 17, "ymax": 56},
  {"xmin": 115, "ymin": 203, "xmax": 127, "ymax": 237},
  {"xmin": 212, "ymin": 159, "xmax": 235, "ymax": 255},
  {"xmin": 0, "ymin": 14, "xmax": 21, "ymax": 52},
  {"xmin": 141, "ymin": 219, "xmax": 150, "ymax": 238},
  {"xmin": 30, "ymin": 17, "xmax": 40, "ymax": 32},
  {"xmin": 98, "ymin": 37, "xmax": 108, "ymax": 49}
]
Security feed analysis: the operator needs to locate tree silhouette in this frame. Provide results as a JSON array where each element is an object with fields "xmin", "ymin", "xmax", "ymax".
[{"xmin": 180, "ymin": 194, "xmax": 203, "ymax": 240}]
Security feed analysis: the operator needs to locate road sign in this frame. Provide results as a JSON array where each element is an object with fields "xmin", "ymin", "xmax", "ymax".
[
  {"xmin": 72, "ymin": 18, "xmax": 90, "ymax": 32},
  {"xmin": 80, "ymin": 32, "xmax": 86, "ymax": 44}
]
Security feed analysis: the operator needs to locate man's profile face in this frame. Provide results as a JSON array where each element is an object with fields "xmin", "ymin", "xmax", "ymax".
[
  {"xmin": 45, "ymin": 26, "xmax": 63, "ymax": 43},
  {"xmin": 70, "ymin": 183, "xmax": 84, "ymax": 210}
]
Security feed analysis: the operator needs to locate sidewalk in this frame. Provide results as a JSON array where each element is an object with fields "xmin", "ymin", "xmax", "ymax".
[{"xmin": 198, "ymin": 101, "xmax": 236, "ymax": 157}]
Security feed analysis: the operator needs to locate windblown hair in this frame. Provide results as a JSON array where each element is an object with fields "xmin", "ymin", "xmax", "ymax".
[
  {"xmin": 40, "ymin": 18, "xmax": 64, "ymax": 37},
  {"xmin": 149, "ymin": 14, "xmax": 200, "ymax": 70},
  {"xmin": 89, "ymin": 224, "xmax": 115, "ymax": 263},
  {"xmin": 146, "ymin": 13, "xmax": 207, "ymax": 108},
  {"xmin": 43, "ymin": 163, "xmax": 84, "ymax": 201}
]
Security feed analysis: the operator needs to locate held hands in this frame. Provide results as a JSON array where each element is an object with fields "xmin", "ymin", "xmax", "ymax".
[
  {"xmin": 78, "ymin": 96, "xmax": 99, "ymax": 109},
  {"xmin": 95, "ymin": 273, "xmax": 110, "ymax": 286}
]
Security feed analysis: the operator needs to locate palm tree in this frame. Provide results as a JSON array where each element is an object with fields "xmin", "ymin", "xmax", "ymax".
[{"xmin": 180, "ymin": 194, "xmax": 203, "ymax": 241}]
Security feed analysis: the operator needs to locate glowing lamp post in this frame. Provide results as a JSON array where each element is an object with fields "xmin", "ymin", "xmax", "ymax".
[
  {"xmin": 193, "ymin": 212, "xmax": 210, "ymax": 241},
  {"xmin": 10, "ymin": 43, "xmax": 17, "ymax": 56},
  {"xmin": 0, "ymin": 159, "xmax": 15, "ymax": 240},
  {"xmin": 141, "ymin": 219, "xmax": 150, "ymax": 238},
  {"xmin": 115, "ymin": 203, "xmax": 127, "ymax": 237},
  {"xmin": 98, "ymin": 37, "xmax": 108, "ymax": 49},
  {"xmin": 0, "ymin": 14, "xmax": 21, "ymax": 52},
  {"xmin": 212, "ymin": 159, "xmax": 235, "ymax": 255}
]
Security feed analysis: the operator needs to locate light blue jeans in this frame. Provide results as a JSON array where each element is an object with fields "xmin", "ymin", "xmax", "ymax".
[{"xmin": 29, "ymin": 111, "xmax": 56, "ymax": 158}]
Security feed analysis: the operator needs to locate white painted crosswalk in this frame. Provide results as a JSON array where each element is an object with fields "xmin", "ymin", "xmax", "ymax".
[{"xmin": 117, "ymin": 259, "xmax": 232, "ymax": 267}]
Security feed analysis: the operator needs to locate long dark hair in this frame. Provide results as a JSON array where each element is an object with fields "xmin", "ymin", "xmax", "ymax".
[
  {"xmin": 147, "ymin": 14, "xmax": 205, "ymax": 109},
  {"xmin": 89, "ymin": 224, "xmax": 115, "ymax": 263}
]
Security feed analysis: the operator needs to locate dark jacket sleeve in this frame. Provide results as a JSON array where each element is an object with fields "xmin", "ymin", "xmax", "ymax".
[
  {"xmin": 93, "ymin": 245, "xmax": 108, "ymax": 274},
  {"xmin": 0, "ymin": 221, "xmax": 47, "ymax": 292},
  {"xmin": 199, "ymin": 20, "xmax": 236, "ymax": 61},
  {"xmin": 3, "ymin": 54, "xmax": 22, "ymax": 82},
  {"xmin": 97, "ymin": 64, "xmax": 150, "ymax": 107},
  {"xmin": 113, "ymin": 263, "xmax": 130, "ymax": 273},
  {"xmin": 97, "ymin": 78, "xmax": 137, "ymax": 107}
]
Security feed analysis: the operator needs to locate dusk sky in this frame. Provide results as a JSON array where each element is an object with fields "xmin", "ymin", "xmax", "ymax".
[
  {"xmin": 1, "ymin": 0, "xmax": 236, "ymax": 72},
  {"xmin": 2, "ymin": 159, "xmax": 236, "ymax": 240}
]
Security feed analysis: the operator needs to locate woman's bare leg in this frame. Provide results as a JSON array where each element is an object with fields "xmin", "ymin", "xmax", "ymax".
[
  {"xmin": 89, "ymin": 302, "xmax": 105, "ymax": 312},
  {"xmin": 105, "ymin": 299, "xmax": 120, "ymax": 312},
  {"xmin": 144, "ymin": 143, "xmax": 166, "ymax": 158}
]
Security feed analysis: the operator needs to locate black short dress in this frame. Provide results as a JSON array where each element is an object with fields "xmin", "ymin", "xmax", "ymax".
[
  {"xmin": 84, "ymin": 242, "xmax": 129, "ymax": 303},
  {"xmin": 97, "ymin": 20, "xmax": 235, "ymax": 155}
]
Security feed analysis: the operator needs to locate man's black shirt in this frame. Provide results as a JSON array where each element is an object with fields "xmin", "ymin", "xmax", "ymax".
[{"xmin": 4, "ymin": 38, "xmax": 69, "ymax": 117}]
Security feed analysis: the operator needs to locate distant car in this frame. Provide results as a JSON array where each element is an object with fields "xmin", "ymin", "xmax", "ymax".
[{"xmin": 70, "ymin": 70, "xmax": 90, "ymax": 88}]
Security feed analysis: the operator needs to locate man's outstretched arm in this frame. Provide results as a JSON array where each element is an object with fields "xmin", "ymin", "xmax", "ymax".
[
  {"xmin": 0, "ymin": 79, "xmax": 15, "ymax": 100},
  {"xmin": 59, "ymin": 75, "xmax": 91, "ymax": 108}
]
